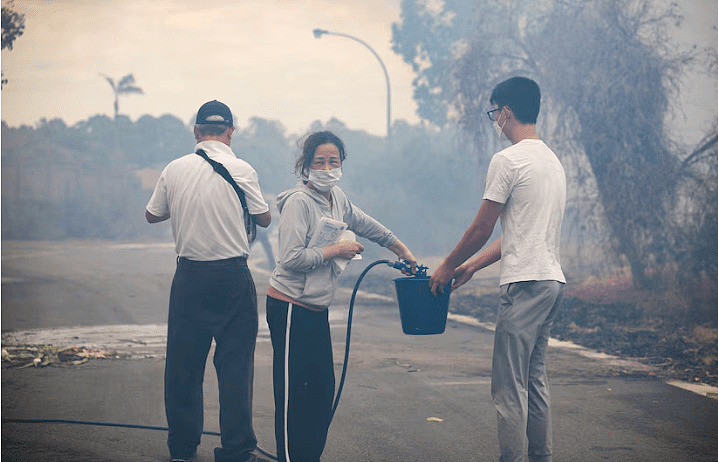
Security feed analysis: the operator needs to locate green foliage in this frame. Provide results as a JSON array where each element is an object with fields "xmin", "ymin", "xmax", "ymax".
[
  {"xmin": 120, "ymin": 114, "xmax": 196, "ymax": 167},
  {"xmin": 232, "ymin": 117, "xmax": 297, "ymax": 197},
  {"xmin": 1, "ymin": 0, "xmax": 24, "ymax": 51},
  {"xmin": 2, "ymin": 0, "xmax": 26, "ymax": 88},
  {"xmin": 1, "ymin": 116, "xmax": 187, "ymax": 241},
  {"xmin": 391, "ymin": 0, "xmax": 477, "ymax": 126},
  {"xmin": 1, "ymin": 114, "xmax": 489, "ymax": 255}
]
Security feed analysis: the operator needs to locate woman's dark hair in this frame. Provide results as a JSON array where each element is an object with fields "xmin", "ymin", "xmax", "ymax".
[
  {"xmin": 295, "ymin": 131, "xmax": 347, "ymax": 179},
  {"xmin": 490, "ymin": 76, "xmax": 541, "ymax": 124}
]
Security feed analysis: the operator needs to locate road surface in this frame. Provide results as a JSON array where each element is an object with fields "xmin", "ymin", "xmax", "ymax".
[{"xmin": 2, "ymin": 240, "xmax": 717, "ymax": 461}]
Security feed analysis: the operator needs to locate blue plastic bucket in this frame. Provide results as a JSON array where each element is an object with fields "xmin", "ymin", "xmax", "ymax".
[{"xmin": 393, "ymin": 276, "xmax": 451, "ymax": 335}]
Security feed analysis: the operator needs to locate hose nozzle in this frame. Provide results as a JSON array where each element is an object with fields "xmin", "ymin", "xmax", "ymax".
[{"xmin": 388, "ymin": 260, "xmax": 428, "ymax": 277}]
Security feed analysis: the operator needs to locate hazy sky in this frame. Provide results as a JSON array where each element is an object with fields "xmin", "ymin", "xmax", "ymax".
[
  {"xmin": 1, "ymin": 0, "xmax": 716, "ymax": 140},
  {"xmin": 1, "ymin": 0, "xmax": 418, "ymax": 136}
]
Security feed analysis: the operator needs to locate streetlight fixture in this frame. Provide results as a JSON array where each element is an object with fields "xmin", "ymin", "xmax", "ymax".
[{"xmin": 313, "ymin": 28, "xmax": 391, "ymax": 139}]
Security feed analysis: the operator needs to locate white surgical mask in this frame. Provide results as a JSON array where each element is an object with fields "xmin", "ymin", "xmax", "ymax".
[
  {"xmin": 493, "ymin": 109, "xmax": 507, "ymax": 141},
  {"xmin": 308, "ymin": 167, "xmax": 342, "ymax": 192}
]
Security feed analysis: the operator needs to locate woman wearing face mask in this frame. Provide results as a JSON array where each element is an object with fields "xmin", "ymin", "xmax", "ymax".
[{"xmin": 266, "ymin": 130, "xmax": 417, "ymax": 462}]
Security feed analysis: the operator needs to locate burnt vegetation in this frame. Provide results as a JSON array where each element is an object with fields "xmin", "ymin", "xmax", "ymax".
[{"xmin": 392, "ymin": 0, "xmax": 717, "ymax": 383}]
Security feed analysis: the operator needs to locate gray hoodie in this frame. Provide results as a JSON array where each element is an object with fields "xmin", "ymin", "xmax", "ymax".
[{"xmin": 269, "ymin": 182, "xmax": 397, "ymax": 308}]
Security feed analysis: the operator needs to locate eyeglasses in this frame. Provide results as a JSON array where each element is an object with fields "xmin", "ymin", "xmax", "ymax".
[{"xmin": 487, "ymin": 108, "xmax": 502, "ymax": 122}]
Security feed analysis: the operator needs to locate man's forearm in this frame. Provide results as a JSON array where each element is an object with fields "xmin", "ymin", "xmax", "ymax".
[
  {"xmin": 443, "ymin": 224, "xmax": 492, "ymax": 271},
  {"xmin": 443, "ymin": 199, "xmax": 502, "ymax": 270},
  {"xmin": 465, "ymin": 237, "xmax": 501, "ymax": 274}
]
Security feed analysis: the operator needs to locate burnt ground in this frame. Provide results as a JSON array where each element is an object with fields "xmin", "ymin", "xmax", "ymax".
[{"xmin": 342, "ymin": 271, "xmax": 718, "ymax": 387}]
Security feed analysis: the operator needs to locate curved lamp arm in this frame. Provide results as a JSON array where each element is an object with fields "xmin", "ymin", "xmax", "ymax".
[{"xmin": 313, "ymin": 28, "xmax": 391, "ymax": 139}]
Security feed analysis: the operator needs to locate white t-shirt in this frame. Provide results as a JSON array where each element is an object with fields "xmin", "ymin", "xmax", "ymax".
[
  {"xmin": 483, "ymin": 139, "xmax": 566, "ymax": 285},
  {"xmin": 146, "ymin": 140, "xmax": 269, "ymax": 260}
]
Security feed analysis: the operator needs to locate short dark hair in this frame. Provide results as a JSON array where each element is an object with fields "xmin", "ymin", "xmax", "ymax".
[
  {"xmin": 195, "ymin": 124, "xmax": 231, "ymax": 137},
  {"xmin": 295, "ymin": 131, "xmax": 346, "ymax": 179},
  {"xmin": 490, "ymin": 77, "xmax": 541, "ymax": 124}
]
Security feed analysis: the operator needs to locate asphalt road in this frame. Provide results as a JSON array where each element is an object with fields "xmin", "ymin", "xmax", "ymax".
[{"xmin": 2, "ymin": 240, "xmax": 717, "ymax": 462}]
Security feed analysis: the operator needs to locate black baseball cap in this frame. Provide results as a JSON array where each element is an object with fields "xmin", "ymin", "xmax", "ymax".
[{"xmin": 195, "ymin": 100, "xmax": 233, "ymax": 126}]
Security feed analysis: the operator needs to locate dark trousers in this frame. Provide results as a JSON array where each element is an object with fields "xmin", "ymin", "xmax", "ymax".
[
  {"xmin": 266, "ymin": 296, "xmax": 335, "ymax": 462},
  {"xmin": 165, "ymin": 257, "xmax": 258, "ymax": 462}
]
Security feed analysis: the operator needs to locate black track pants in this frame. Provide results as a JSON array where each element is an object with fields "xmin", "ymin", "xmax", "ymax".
[{"xmin": 266, "ymin": 296, "xmax": 335, "ymax": 462}]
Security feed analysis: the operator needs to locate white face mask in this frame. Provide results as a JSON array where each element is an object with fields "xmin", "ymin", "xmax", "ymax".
[
  {"xmin": 308, "ymin": 167, "xmax": 342, "ymax": 192},
  {"xmin": 493, "ymin": 109, "xmax": 507, "ymax": 141}
]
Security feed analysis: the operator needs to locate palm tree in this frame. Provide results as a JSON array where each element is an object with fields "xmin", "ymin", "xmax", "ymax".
[
  {"xmin": 100, "ymin": 73, "xmax": 143, "ymax": 158},
  {"xmin": 102, "ymin": 73, "xmax": 144, "ymax": 119}
]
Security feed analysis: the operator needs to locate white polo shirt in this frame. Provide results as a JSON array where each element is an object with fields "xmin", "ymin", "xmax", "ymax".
[
  {"xmin": 483, "ymin": 139, "xmax": 566, "ymax": 285},
  {"xmin": 146, "ymin": 140, "xmax": 269, "ymax": 260}
]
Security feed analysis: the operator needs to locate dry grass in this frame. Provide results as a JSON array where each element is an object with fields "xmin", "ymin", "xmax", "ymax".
[
  {"xmin": 449, "ymin": 265, "xmax": 718, "ymax": 386},
  {"xmin": 339, "ymin": 260, "xmax": 718, "ymax": 385}
]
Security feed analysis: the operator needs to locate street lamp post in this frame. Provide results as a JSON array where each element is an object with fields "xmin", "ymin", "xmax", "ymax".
[{"xmin": 313, "ymin": 28, "xmax": 391, "ymax": 139}]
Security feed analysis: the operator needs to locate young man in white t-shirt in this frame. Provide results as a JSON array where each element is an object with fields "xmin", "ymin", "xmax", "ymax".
[{"xmin": 430, "ymin": 77, "xmax": 566, "ymax": 462}]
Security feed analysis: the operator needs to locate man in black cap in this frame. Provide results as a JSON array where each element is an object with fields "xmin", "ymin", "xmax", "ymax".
[{"xmin": 146, "ymin": 100, "xmax": 272, "ymax": 462}]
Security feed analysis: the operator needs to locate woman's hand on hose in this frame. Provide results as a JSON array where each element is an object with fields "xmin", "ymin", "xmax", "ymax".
[{"xmin": 388, "ymin": 240, "xmax": 417, "ymax": 275}]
